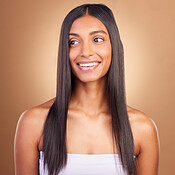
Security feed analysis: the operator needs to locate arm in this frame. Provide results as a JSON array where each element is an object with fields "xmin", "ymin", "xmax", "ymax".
[
  {"xmin": 135, "ymin": 115, "xmax": 160, "ymax": 175},
  {"xmin": 14, "ymin": 108, "xmax": 42, "ymax": 175}
]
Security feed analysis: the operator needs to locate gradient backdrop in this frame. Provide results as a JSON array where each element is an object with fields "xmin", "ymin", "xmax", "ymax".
[{"xmin": 1, "ymin": 0, "xmax": 175, "ymax": 174}]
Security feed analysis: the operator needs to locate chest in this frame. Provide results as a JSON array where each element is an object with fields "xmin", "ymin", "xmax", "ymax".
[{"xmin": 66, "ymin": 113, "xmax": 118, "ymax": 154}]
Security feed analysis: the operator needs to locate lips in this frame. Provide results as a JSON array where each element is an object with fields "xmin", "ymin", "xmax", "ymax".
[
  {"xmin": 76, "ymin": 61, "xmax": 101, "ymax": 71},
  {"xmin": 77, "ymin": 61, "xmax": 101, "ymax": 65}
]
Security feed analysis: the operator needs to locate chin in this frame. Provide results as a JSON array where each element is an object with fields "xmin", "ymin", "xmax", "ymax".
[
  {"xmin": 77, "ymin": 74, "xmax": 107, "ymax": 83},
  {"xmin": 78, "ymin": 77, "xmax": 99, "ymax": 83}
]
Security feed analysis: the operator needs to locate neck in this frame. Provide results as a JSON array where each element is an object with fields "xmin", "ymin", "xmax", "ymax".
[{"xmin": 69, "ymin": 76, "xmax": 110, "ymax": 116}]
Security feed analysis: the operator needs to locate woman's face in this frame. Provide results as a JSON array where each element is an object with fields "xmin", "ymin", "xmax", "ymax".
[{"xmin": 69, "ymin": 15, "xmax": 112, "ymax": 83}]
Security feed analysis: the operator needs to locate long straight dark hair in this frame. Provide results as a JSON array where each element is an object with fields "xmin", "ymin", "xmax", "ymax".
[{"xmin": 43, "ymin": 4, "xmax": 136, "ymax": 175}]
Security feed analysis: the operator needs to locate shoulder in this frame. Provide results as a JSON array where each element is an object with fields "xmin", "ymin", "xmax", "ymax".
[
  {"xmin": 19, "ymin": 97, "xmax": 55, "ymax": 123},
  {"xmin": 17, "ymin": 97, "xmax": 55, "ymax": 130},
  {"xmin": 15, "ymin": 97, "xmax": 56, "ymax": 148},
  {"xmin": 14, "ymin": 98, "xmax": 56, "ymax": 174},
  {"xmin": 128, "ymin": 106, "xmax": 156, "ymax": 125},
  {"xmin": 127, "ymin": 106, "xmax": 159, "ymax": 155},
  {"xmin": 19, "ymin": 98, "xmax": 55, "ymax": 122},
  {"xmin": 127, "ymin": 105, "xmax": 158, "ymax": 134}
]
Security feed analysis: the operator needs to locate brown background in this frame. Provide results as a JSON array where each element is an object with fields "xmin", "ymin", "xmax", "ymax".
[{"xmin": 1, "ymin": 0, "xmax": 175, "ymax": 174}]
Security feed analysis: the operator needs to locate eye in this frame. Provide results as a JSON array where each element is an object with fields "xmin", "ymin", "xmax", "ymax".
[
  {"xmin": 93, "ymin": 37, "xmax": 104, "ymax": 43},
  {"xmin": 69, "ymin": 40, "xmax": 79, "ymax": 46}
]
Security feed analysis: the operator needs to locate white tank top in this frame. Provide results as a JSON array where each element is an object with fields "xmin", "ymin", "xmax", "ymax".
[{"xmin": 39, "ymin": 151, "xmax": 128, "ymax": 175}]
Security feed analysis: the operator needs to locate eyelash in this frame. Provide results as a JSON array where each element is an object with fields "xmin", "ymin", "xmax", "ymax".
[
  {"xmin": 69, "ymin": 37, "xmax": 104, "ymax": 46},
  {"xmin": 69, "ymin": 40, "xmax": 79, "ymax": 46},
  {"xmin": 93, "ymin": 37, "xmax": 104, "ymax": 42}
]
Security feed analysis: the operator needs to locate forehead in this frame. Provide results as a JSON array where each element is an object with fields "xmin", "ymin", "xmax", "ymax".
[{"xmin": 69, "ymin": 15, "xmax": 108, "ymax": 34}]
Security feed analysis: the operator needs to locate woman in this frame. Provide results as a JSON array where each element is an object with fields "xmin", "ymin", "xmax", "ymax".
[{"xmin": 14, "ymin": 4, "xmax": 159, "ymax": 175}]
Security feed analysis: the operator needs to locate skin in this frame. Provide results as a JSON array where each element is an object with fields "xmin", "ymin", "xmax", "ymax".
[{"xmin": 14, "ymin": 15, "xmax": 159, "ymax": 175}]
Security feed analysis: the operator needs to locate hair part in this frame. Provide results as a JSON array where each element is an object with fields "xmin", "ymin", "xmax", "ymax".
[{"xmin": 43, "ymin": 4, "xmax": 136, "ymax": 175}]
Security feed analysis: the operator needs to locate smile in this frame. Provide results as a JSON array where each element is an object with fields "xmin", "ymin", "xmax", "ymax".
[{"xmin": 77, "ymin": 61, "xmax": 101, "ymax": 71}]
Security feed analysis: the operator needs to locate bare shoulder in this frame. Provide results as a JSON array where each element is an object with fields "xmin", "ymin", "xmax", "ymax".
[
  {"xmin": 127, "ymin": 105, "xmax": 158, "ymax": 133},
  {"xmin": 127, "ymin": 105, "xmax": 159, "ymax": 157},
  {"xmin": 15, "ymin": 97, "xmax": 56, "ymax": 150},
  {"xmin": 14, "ymin": 97, "xmax": 56, "ymax": 174},
  {"xmin": 17, "ymin": 97, "xmax": 55, "ymax": 129}
]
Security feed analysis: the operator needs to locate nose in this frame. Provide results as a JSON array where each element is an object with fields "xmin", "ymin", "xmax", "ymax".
[{"xmin": 80, "ymin": 41, "xmax": 93, "ymax": 58}]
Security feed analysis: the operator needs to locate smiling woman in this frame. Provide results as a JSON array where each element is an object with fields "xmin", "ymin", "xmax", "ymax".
[
  {"xmin": 14, "ymin": 3, "xmax": 159, "ymax": 175},
  {"xmin": 68, "ymin": 15, "xmax": 112, "ymax": 82}
]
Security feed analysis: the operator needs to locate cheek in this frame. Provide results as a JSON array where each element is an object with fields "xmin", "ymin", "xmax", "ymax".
[
  {"xmin": 102, "ymin": 45, "xmax": 112, "ymax": 72},
  {"xmin": 69, "ymin": 48, "xmax": 80, "ymax": 74},
  {"xmin": 69, "ymin": 49, "xmax": 77, "ymax": 62},
  {"xmin": 69, "ymin": 47, "xmax": 82, "ymax": 67},
  {"xmin": 100, "ymin": 44, "xmax": 112, "ymax": 63}
]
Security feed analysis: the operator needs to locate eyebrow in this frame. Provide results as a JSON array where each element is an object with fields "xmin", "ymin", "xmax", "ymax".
[{"xmin": 69, "ymin": 30, "xmax": 107, "ymax": 36}]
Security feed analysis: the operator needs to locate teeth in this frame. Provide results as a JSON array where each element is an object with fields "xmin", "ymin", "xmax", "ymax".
[{"xmin": 79, "ymin": 62, "xmax": 99, "ymax": 67}]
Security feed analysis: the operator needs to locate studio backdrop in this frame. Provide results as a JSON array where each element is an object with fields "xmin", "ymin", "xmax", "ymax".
[{"xmin": 0, "ymin": 0, "xmax": 175, "ymax": 174}]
